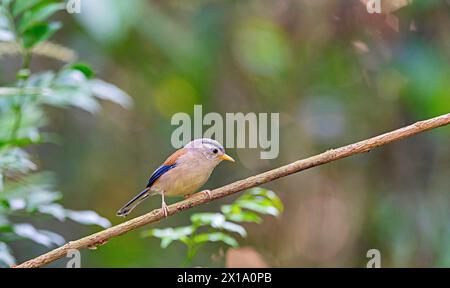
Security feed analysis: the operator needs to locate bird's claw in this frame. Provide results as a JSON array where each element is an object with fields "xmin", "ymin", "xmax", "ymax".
[
  {"xmin": 201, "ymin": 189, "xmax": 212, "ymax": 200},
  {"xmin": 161, "ymin": 203, "xmax": 169, "ymax": 218},
  {"xmin": 184, "ymin": 190, "xmax": 212, "ymax": 200}
]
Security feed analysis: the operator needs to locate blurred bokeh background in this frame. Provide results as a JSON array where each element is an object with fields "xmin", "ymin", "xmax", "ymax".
[{"xmin": 1, "ymin": 0, "xmax": 450, "ymax": 267}]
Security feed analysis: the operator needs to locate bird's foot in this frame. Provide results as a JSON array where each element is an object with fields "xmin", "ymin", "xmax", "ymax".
[
  {"xmin": 161, "ymin": 202, "xmax": 169, "ymax": 218},
  {"xmin": 184, "ymin": 190, "xmax": 212, "ymax": 200},
  {"xmin": 200, "ymin": 189, "xmax": 212, "ymax": 200}
]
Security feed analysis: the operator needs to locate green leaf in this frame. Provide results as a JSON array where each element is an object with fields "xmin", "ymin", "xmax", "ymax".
[
  {"xmin": 37, "ymin": 230, "xmax": 65, "ymax": 246},
  {"xmin": 143, "ymin": 226, "xmax": 194, "ymax": 249},
  {"xmin": 141, "ymin": 188, "xmax": 283, "ymax": 257},
  {"xmin": 190, "ymin": 213, "xmax": 246, "ymax": 237},
  {"xmin": 222, "ymin": 222, "xmax": 246, "ymax": 237},
  {"xmin": 0, "ymin": 87, "xmax": 51, "ymax": 97},
  {"xmin": 37, "ymin": 203, "xmax": 66, "ymax": 221},
  {"xmin": 37, "ymin": 204, "xmax": 111, "ymax": 228},
  {"xmin": 22, "ymin": 21, "xmax": 61, "ymax": 49},
  {"xmin": 0, "ymin": 148, "xmax": 37, "ymax": 175},
  {"xmin": 26, "ymin": 70, "xmax": 56, "ymax": 87},
  {"xmin": 18, "ymin": 2, "xmax": 64, "ymax": 33},
  {"xmin": 241, "ymin": 188, "xmax": 284, "ymax": 213},
  {"xmin": 0, "ymin": 199, "xmax": 9, "ymax": 213},
  {"xmin": 90, "ymin": 79, "xmax": 133, "ymax": 108},
  {"xmin": 55, "ymin": 69, "xmax": 88, "ymax": 86},
  {"xmin": 231, "ymin": 188, "xmax": 284, "ymax": 217},
  {"xmin": 26, "ymin": 69, "xmax": 131, "ymax": 113},
  {"xmin": 0, "ymin": 242, "xmax": 15, "ymax": 267},
  {"xmin": 0, "ymin": 174, "xmax": 61, "ymax": 209},
  {"xmin": 0, "ymin": 215, "xmax": 12, "ymax": 233},
  {"xmin": 13, "ymin": 223, "xmax": 65, "ymax": 247},
  {"xmin": 0, "ymin": 136, "xmax": 43, "ymax": 149},
  {"xmin": 222, "ymin": 205, "xmax": 262, "ymax": 223},
  {"xmin": 47, "ymin": 87, "xmax": 101, "ymax": 113},
  {"xmin": 0, "ymin": 87, "xmax": 19, "ymax": 96},
  {"xmin": 144, "ymin": 226, "xmax": 195, "ymax": 239},
  {"xmin": 0, "ymin": 224, "xmax": 13, "ymax": 233},
  {"xmin": 160, "ymin": 237, "xmax": 173, "ymax": 249},
  {"xmin": 191, "ymin": 213, "xmax": 225, "ymax": 227},
  {"xmin": 43, "ymin": 69, "xmax": 101, "ymax": 113},
  {"xmin": 70, "ymin": 63, "xmax": 95, "ymax": 79},
  {"xmin": 12, "ymin": 0, "xmax": 42, "ymax": 16},
  {"xmin": 236, "ymin": 199, "xmax": 280, "ymax": 216},
  {"xmin": 26, "ymin": 190, "xmax": 61, "ymax": 210},
  {"xmin": 193, "ymin": 232, "xmax": 238, "ymax": 248},
  {"xmin": 66, "ymin": 210, "xmax": 111, "ymax": 228},
  {"xmin": 7, "ymin": 198, "xmax": 25, "ymax": 211}
]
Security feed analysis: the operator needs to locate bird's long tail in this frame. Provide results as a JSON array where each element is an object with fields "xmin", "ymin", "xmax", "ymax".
[{"xmin": 116, "ymin": 188, "xmax": 153, "ymax": 217}]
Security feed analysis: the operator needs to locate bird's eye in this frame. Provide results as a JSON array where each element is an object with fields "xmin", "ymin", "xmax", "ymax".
[{"xmin": 212, "ymin": 148, "xmax": 218, "ymax": 154}]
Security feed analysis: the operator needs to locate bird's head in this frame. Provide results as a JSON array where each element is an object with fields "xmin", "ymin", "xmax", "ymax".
[{"xmin": 184, "ymin": 138, "xmax": 235, "ymax": 164}]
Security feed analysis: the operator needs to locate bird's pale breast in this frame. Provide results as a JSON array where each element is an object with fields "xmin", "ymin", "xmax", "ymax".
[{"xmin": 150, "ymin": 153, "xmax": 215, "ymax": 197}]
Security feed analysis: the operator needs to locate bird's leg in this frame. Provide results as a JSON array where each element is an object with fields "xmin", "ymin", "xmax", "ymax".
[{"xmin": 161, "ymin": 192, "xmax": 169, "ymax": 218}]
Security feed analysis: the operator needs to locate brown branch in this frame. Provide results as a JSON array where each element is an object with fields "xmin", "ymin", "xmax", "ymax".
[{"xmin": 14, "ymin": 113, "xmax": 450, "ymax": 268}]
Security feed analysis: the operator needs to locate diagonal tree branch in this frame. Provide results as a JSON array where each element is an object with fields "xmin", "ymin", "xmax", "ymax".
[{"xmin": 14, "ymin": 113, "xmax": 450, "ymax": 268}]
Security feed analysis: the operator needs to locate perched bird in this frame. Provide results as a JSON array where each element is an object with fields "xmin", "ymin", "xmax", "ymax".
[{"xmin": 117, "ymin": 138, "xmax": 234, "ymax": 217}]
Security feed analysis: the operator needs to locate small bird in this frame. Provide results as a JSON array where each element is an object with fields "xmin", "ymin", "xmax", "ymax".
[{"xmin": 117, "ymin": 138, "xmax": 234, "ymax": 217}]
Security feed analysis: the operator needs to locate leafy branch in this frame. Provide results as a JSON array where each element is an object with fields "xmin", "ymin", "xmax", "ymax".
[
  {"xmin": 0, "ymin": 0, "xmax": 131, "ymax": 267},
  {"xmin": 142, "ymin": 188, "xmax": 283, "ymax": 265}
]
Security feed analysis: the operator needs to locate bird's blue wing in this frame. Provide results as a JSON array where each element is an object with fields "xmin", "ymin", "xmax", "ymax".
[{"xmin": 146, "ymin": 164, "xmax": 176, "ymax": 188}]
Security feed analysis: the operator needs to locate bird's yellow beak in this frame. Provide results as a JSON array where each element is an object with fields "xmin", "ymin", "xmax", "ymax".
[{"xmin": 219, "ymin": 154, "xmax": 235, "ymax": 162}]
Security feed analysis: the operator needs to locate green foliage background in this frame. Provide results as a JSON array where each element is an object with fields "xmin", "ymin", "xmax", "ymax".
[{"xmin": 1, "ymin": 0, "xmax": 449, "ymax": 267}]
